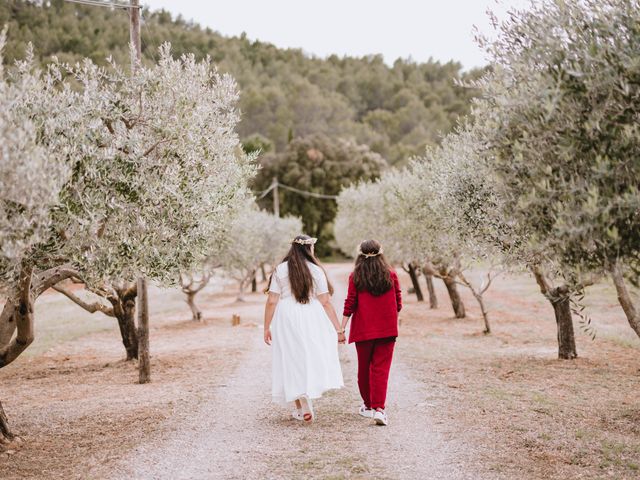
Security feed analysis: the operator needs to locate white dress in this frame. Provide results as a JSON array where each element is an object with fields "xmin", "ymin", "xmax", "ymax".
[{"xmin": 269, "ymin": 261, "xmax": 344, "ymax": 404}]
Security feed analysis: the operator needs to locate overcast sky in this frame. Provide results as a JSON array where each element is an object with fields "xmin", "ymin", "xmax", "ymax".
[{"xmin": 145, "ymin": 0, "xmax": 532, "ymax": 69}]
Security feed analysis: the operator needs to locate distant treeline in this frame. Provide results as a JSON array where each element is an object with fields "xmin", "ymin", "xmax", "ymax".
[{"xmin": 1, "ymin": 0, "xmax": 484, "ymax": 164}]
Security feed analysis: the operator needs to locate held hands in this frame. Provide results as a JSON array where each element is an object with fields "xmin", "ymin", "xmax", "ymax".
[
  {"xmin": 264, "ymin": 329, "xmax": 272, "ymax": 345},
  {"xmin": 337, "ymin": 331, "xmax": 346, "ymax": 344}
]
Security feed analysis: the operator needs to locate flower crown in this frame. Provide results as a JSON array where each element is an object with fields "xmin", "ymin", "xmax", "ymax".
[
  {"xmin": 293, "ymin": 237, "xmax": 317, "ymax": 246},
  {"xmin": 358, "ymin": 247, "xmax": 383, "ymax": 258}
]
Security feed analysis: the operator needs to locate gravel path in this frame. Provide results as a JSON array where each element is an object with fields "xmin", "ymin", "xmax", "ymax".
[{"xmin": 111, "ymin": 265, "xmax": 482, "ymax": 480}]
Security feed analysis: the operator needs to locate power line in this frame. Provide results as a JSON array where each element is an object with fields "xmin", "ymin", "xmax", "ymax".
[
  {"xmin": 63, "ymin": 0, "xmax": 141, "ymax": 9},
  {"xmin": 278, "ymin": 183, "xmax": 338, "ymax": 200},
  {"xmin": 256, "ymin": 183, "xmax": 275, "ymax": 200},
  {"xmin": 264, "ymin": 181, "xmax": 338, "ymax": 200}
]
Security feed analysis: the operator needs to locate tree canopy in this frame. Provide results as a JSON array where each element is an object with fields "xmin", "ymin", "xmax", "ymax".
[
  {"xmin": 0, "ymin": 0, "xmax": 483, "ymax": 165},
  {"xmin": 256, "ymin": 134, "xmax": 387, "ymax": 255}
]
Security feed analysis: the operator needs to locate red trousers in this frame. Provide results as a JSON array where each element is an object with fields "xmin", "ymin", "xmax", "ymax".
[{"xmin": 355, "ymin": 337, "xmax": 395, "ymax": 410}]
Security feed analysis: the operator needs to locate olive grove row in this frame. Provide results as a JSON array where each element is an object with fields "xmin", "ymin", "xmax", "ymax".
[
  {"xmin": 0, "ymin": 33, "xmax": 299, "ymax": 440},
  {"xmin": 336, "ymin": 0, "xmax": 640, "ymax": 357}
]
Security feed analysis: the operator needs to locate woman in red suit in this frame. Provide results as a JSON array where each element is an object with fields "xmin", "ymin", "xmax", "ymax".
[{"xmin": 341, "ymin": 239, "xmax": 402, "ymax": 426}]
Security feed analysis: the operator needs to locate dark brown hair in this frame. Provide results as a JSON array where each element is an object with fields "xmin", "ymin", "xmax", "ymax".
[
  {"xmin": 353, "ymin": 239, "xmax": 392, "ymax": 296},
  {"xmin": 280, "ymin": 234, "xmax": 334, "ymax": 303}
]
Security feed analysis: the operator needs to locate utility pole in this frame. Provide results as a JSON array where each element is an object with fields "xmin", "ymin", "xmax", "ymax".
[
  {"xmin": 129, "ymin": 0, "xmax": 141, "ymax": 69},
  {"xmin": 272, "ymin": 177, "xmax": 280, "ymax": 217},
  {"xmin": 137, "ymin": 277, "xmax": 150, "ymax": 384},
  {"xmin": 129, "ymin": 0, "xmax": 150, "ymax": 384}
]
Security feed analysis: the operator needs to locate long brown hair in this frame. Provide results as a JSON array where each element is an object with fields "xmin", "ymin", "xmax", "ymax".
[
  {"xmin": 282, "ymin": 234, "xmax": 334, "ymax": 304},
  {"xmin": 353, "ymin": 239, "xmax": 392, "ymax": 296}
]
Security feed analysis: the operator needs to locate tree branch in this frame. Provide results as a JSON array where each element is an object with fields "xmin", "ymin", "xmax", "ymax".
[
  {"xmin": 531, "ymin": 265, "xmax": 552, "ymax": 296},
  {"xmin": 52, "ymin": 285, "xmax": 115, "ymax": 317},
  {"xmin": 142, "ymin": 139, "xmax": 170, "ymax": 158}
]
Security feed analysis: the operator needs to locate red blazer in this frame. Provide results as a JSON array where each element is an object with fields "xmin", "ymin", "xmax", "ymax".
[{"xmin": 343, "ymin": 270, "xmax": 402, "ymax": 343}]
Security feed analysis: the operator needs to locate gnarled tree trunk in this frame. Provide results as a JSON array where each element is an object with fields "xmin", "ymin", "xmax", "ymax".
[
  {"xmin": 185, "ymin": 292, "xmax": 202, "ymax": 321},
  {"xmin": 532, "ymin": 266, "xmax": 577, "ymax": 360},
  {"xmin": 1, "ymin": 265, "xmax": 76, "ymax": 368},
  {"xmin": 550, "ymin": 285, "xmax": 577, "ymax": 359},
  {"xmin": 425, "ymin": 273, "xmax": 438, "ymax": 309},
  {"xmin": 180, "ymin": 272, "xmax": 210, "ymax": 322},
  {"xmin": 53, "ymin": 281, "xmax": 138, "ymax": 360},
  {"xmin": 610, "ymin": 261, "xmax": 640, "ymax": 339},
  {"xmin": 0, "ymin": 400, "xmax": 14, "ymax": 443},
  {"xmin": 406, "ymin": 263, "xmax": 424, "ymax": 302},
  {"xmin": 0, "ymin": 265, "xmax": 78, "ymax": 441},
  {"xmin": 107, "ymin": 284, "xmax": 138, "ymax": 360},
  {"xmin": 442, "ymin": 274, "xmax": 466, "ymax": 319}
]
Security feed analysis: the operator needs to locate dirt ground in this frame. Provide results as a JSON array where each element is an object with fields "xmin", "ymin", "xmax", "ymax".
[{"xmin": 0, "ymin": 264, "xmax": 639, "ymax": 479}]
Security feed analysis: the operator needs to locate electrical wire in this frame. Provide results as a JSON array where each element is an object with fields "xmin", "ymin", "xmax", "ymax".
[
  {"xmin": 275, "ymin": 182, "xmax": 338, "ymax": 200},
  {"xmin": 63, "ymin": 0, "xmax": 140, "ymax": 9}
]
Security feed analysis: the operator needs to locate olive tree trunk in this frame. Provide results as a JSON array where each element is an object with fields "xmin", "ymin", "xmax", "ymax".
[
  {"xmin": 532, "ymin": 266, "xmax": 577, "ymax": 360},
  {"xmin": 0, "ymin": 265, "xmax": 78, "ymax": 440},
  {"xmin": 610, "ymin": 261, "xmax": 640, "ymax": 339},
  {"xmin": 180, "ymin": 273, "xmax": 210, "ymax": 322},
  {"xmin": 260, "ymin": 264, "xmax": 267, "ymax": 282},
  {"xmin": 0, "ymin": 400, "xmax": 14, "ymax": 443},
  {"xmin": 185, "ymin": 292, "xmax": 202, "ymax": 321},
  {"xmin": 551, "ymin": 285, "xmax": 577, "ymax": 359},
  {"xmin": 425, "ymin": 273, "xmax": 438, "ymax": 309},
  {"xmin": 442, "ymin": 274, "xmax": 466, "ymax": 318},
  {"xmin": 456, "ymin": 270, "xmax": 499, "ymax": 334},
  {"xmin": 406, "ymin": 263, "xmax": 424, "ymax": 302},
  {"xmin": 1, "ymin": 265, "xmax": 77, "ymax": 368},
  {"xmin": 53, "ymin": 281, "xmax": 138, "ymax": 360},
  {"xmin": 109, "ymin": 284, "xmax": 138, "ymax": 360}
]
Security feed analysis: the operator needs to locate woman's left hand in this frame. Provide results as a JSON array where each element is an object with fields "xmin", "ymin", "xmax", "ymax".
[{"xmin": 337, "ymin": 332, "xmax": 346, "ymax": 344}]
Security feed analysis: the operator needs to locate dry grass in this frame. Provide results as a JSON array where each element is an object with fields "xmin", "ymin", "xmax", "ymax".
[
  {"xmin": 0, "ymin": 282, "xmax": 253, "ymax": 480},
  {"xmin": 396, "ymin": 269, "xmax": 640, "ymax": 480}
]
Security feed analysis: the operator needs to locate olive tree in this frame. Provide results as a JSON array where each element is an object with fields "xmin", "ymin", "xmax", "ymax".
[
  {"xmin": 217, "ymin": 204, "xmax": 302, "ymax": 301},
  {"xmin": 0, "ymin": 41, "xmax": 253, "ymax": 440},
  {"xmin": 471, "ymin": 0, "xmax": 640, "ymax": 350}
]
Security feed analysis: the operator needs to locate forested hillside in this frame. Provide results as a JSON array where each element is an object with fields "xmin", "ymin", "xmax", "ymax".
[{"xmin": 0, "ymin": 0, "xmax": 482, "ymax": 164}]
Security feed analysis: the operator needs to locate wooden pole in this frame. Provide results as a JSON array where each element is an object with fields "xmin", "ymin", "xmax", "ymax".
[
  {"xmin": 137, "ymin": 277, "xmax": 151, "ymax": 384},
  {"xmin": 129, "ymin": 0, "xmax": 141, "ymax": 70},
  {"xmin": 272, "ymin": 177, "xmax": 280, "ymax": 217}
]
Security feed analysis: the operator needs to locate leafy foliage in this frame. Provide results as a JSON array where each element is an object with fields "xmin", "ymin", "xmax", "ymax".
[
  {"xmin": 256, "ymin": 134, "xmax": 387, "ymax": 256},
  {"xmin": 0, "ymin": 39, "xmax": 253, "ymax": 289},
  {"xmin": 473, "ymin": 0, "xmax": 640, "ymax": 279},
  {"xmin": 0, "ymin": 0, "xmax": 483, "ymax": 165},
  {"xmin": 216, "ymin": 202, "xmax": 301, "ymax": 295}
]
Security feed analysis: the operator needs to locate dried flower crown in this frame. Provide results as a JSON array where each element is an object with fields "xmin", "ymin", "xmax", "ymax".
[
  {"xmin": 293, "ymin": 237, "xmax": 317, "ymax": 245},
  {"xmin": 358, "ymin": 248, "xmax": 383, "ymax": 258}
]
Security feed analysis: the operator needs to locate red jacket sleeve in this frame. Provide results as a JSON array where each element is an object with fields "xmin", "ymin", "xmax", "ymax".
[
  {"xmin": 343, "ymin": 273, "xmax": 358, "ymax": 317},
  {"xmin": 392, "ymin": 271, "xmax": 402, "ymax": 312}
]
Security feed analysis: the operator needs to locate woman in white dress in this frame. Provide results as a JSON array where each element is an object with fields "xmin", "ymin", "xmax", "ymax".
[{"xmin": 263, "ymin": 235, "xmax": 345, "ymax": 422}]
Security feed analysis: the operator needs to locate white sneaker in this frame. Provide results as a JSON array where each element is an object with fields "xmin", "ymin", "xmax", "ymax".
[
  {"xmin": 373, "ymin": 409, "xmax": 388, "ymax": 426},
  {"xmin": 358, "ymin": 405, "xmax": 374, "ymax": 418}
]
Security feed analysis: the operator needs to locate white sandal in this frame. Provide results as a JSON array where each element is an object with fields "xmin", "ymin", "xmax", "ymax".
[{"xmin": 300, "ymin": 396, "xmax": 315, "ymax": 422}]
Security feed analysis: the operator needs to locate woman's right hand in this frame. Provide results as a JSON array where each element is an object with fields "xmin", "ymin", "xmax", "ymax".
[
  {"xmin": 337, "ymin": 332, "xmax": 346, "ymax": 344},
  {"xmin": 264, "ymin": 329, "xmax": 272, "ymax": 345}
]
